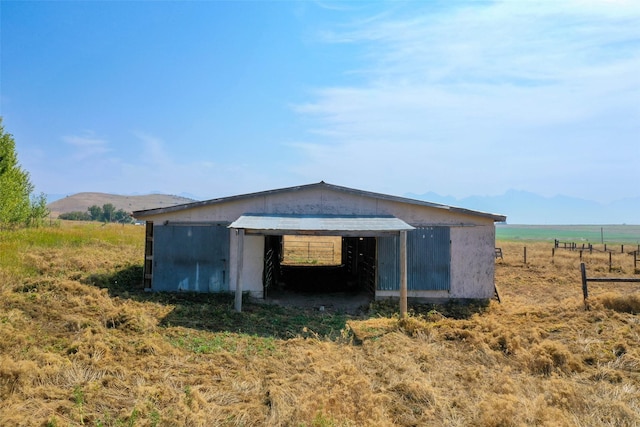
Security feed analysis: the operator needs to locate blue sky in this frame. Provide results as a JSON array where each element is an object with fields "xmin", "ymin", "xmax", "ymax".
[{"xmin": 2, "ymin": 0, "xmax": 639, "ymax": 206}]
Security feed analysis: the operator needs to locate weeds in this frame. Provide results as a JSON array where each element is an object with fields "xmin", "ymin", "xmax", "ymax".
[{"xmin": 73, "ymin": 385, "xmax": 85, "ymax": 425}]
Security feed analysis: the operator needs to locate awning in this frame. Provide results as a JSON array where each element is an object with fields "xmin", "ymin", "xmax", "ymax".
[{"xmin": 228, "ymin": 213, "xmax": 414, "ymax": 236}]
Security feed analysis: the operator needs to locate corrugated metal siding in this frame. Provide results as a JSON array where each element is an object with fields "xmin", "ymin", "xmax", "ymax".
[
  {"xmin": 376, "ymin": 227, "xmax": 451, "ymax": 291},
  {"xmin": 377, "ymin": 236, "xmax": 399, "ymax": 291},
  {"xmin": 153, "ymin": 224, "xmax": 229, "ymax": 292},
  {"xmin": 408, "ymin": 227, "xmax": 450, "ymax": 291}
]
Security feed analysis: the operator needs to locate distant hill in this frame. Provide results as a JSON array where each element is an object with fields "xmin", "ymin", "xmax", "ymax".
[{"xmin": 47, "ymin": 193, "xmax": 196, "ymax": 218}]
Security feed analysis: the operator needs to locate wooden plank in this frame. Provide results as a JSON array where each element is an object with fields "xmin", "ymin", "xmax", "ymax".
[{"xmin": 580, "ymin": 262, "xmax": 589, "ymax": 309}]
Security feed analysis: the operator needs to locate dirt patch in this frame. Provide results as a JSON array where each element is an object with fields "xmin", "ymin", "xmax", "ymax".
[{"xmin": 259, "ymin": 290, "xmax": 373, "ymax": 315}]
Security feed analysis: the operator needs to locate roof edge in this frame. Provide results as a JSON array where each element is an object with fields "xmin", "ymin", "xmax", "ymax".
[{"xmin": 132, "ymin": 181, "xmax": 507, "ymax": 222}]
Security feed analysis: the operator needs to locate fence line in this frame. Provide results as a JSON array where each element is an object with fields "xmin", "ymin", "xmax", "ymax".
[
  {"xmin": 282, "ymin": 241, "xmax": 337, "ymax": 265},
  {"xmin": 580, "ymin": 262, "xmax": 640, "ymax": 310},
  {"xmin": 555, "ymin": 240, "xmax": 640, "ymax": 255}
]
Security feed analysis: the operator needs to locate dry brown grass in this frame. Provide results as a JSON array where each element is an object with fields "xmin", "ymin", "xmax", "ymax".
[{"xmin": 1, "ymin": 226, "xmax": 640, "ymax": 426}]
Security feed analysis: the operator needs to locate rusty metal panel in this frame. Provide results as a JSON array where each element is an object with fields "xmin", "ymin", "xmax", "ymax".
[{"xmin": 408, "ymin": 227, "xmax": 450, "ymax": 291}]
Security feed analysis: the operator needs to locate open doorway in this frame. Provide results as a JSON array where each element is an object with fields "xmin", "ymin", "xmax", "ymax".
[{"xmin": 262, "ymin": 235, "xmax": 376, "ymax": 312}]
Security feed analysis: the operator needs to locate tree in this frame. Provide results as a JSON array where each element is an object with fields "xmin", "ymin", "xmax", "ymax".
[
  {"xmin": 59, "ymin": 211, "xmax": 92, "ymax": 221},
  {"xmin": 28, "ymin": 193, "xmax": 49, "ymax": 227},
  {"xmin": 102, "ymin": 203, "xmax": 115, "ymax": 222},
  {"xmin": 0, "ymin": 118, "xmax": 48, "ymax": 228},
  {"xmin": 113, "ymin": 209, "xmax": 132, "ymax": 224},
  {"xmin": 88, "ymin": 205, "xmax": 103, "ymax": 221}
]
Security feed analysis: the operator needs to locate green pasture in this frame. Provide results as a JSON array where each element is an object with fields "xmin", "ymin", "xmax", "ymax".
[{"xmin": 496, "ymin": 224, "xmax": 640, "ymax": 244}]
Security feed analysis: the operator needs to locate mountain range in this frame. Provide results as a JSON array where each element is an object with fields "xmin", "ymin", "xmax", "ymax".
[{"xmin": 406, "ymin": 190, "xmax": 640, "ymax": 225}]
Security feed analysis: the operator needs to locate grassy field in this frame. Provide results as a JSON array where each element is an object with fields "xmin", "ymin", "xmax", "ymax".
[
  {"xmin": 1, "ymin": 223, "xmax": 640, "ymax": 426},
  {"xmin": 497, "ymin": 224, "xmax": 640, "ymax": 245}
]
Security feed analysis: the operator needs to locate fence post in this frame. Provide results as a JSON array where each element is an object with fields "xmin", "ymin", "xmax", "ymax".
[
  {"xmin": 609, "ymin": 252, "xmax": 612, "ymax": 272},
  {"xmin": 580, "ymin": 250, "xmax": 582, "ymax": 261},
  {"xmin": 622, "ymin": 245, "xmax": 624, "ymax": 254},
  {"xmin": 524, "ymin": 246, "xmax": 527, "ymax": 264},
  {"xmin": 552, "ymin": 248, "xmax": 555, "ymax": 257},
  {"xmin": 580, "ymin": 263, "xmax": 589, "ymax": 310}
]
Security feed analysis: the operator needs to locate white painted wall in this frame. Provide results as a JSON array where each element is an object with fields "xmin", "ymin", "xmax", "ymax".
[
  {"xmin": 449, "ymin": 225, "xmax": 496, "ymax": 299},
  {"xmin": 229, "ymin": 232, "xmax": 265, "ymax": 298}
]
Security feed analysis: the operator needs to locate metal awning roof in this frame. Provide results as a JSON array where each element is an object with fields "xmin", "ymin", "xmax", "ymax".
[{"xmin": 229, "ymin": 213, "xmax": 414, "ymax": 236}]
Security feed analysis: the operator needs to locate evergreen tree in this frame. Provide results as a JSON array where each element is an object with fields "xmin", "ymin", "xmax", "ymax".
[{"xmin": 0, "ymin": 118, "xmax": 48, "ymax": 227}]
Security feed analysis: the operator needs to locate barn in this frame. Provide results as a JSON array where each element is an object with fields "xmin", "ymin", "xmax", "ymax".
[{"xmin": 132, "ymin": 182, "xmax": 506, "ymax": 312}]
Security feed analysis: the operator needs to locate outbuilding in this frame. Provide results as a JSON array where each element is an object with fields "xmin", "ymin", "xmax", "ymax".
[{"xmin": 132, "ymin": 182, "xmax": 506, "ymax": 312}]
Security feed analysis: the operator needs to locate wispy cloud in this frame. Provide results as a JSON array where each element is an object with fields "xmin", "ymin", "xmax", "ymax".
[
  {"xmin": 293, "ymin": 0, "xmax": 640, "ymax": 200},
  {"xmin": 62, "ymin": 132, "xmax": 110, "ymax": 160}
]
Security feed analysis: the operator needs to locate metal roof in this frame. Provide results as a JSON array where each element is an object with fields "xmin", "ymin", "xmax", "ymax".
[
  {"xmin": 132, "ymin": 181, "xmax": 507, "ymax": 222},
  {"xmin": 229, "ymin": 214, "xmax": 415, "ymax": 234}
]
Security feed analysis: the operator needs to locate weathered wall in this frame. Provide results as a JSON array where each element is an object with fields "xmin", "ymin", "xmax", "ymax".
[
  {"xmin": 375, "ymin": 224, "xmax": 495, "ymax": 300},
  {"xmin": 449, "ymin": 224, "xmax": 496, "ymax": 299},
  {"xmin": 152, "ymin": 224, "xmax": 229, "ymax": 292},
  {"xmin": 142, "ymin": 186, "xmax": 498, "ymax": 299},
  {"xmin": 229, "ymin": 233, "xmax": 264, "ymax": 298},
  {"xmin": 138, "ymin": 187, "xmax": 494, "ymax": 227}
]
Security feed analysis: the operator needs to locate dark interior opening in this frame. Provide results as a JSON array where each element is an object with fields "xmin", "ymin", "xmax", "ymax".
[{"xmin": 263, "ymin": 235, "xmax": 377, "ymax": 298}]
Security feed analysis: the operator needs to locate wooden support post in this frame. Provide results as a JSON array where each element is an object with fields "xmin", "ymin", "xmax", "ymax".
[
  {"xmin": 524, "ymin": 246, "xmax": 527, "ymax": 264},
  {"xmin": 579, "ymin": 250, "xmax": 582, "ymax": 261},
  {"xmin": 399, "ymin": 230, "xmax": 408, "ymax": 318},
  {"xmin": 609, "ymin": 252, "xmax": 612, "ymax": 272},
  {"xmin": 552, "ymin": 248, "xmax": 555, "ymax": 257},
  {"xmin": 234, "ymin": 228, "xmax": 245, "ymax": 312},
  {"xmin": 580, "ymin": 263, "xmax": 589, "ymax": 310}
]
